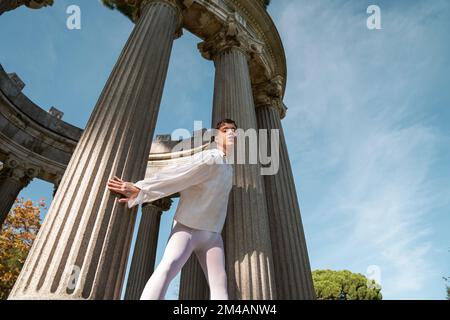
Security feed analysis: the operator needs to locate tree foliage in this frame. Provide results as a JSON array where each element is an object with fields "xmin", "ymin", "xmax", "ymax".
[
  {"xmin": 0, "ymin": 198, "xmax": 45, "ymax": 299},
  {"xmin": 313, "ymin": 269, "xmax": 382, "ymax": 300},
  {"xmin": 444, "ymin": 276, "xmax": 450, "ymax": 300}
]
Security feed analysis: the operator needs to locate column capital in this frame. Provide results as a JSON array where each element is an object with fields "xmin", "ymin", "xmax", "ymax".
[
  {"xmin": 0, "ymin": 0, "xmax": 53, "ymax": 15},
  {"xmin": 1, "ymin": 155, "xmax": 40, "ymax": 180},
  {"xmin": 142, "ymin": 196, "xmax": 173, "ymax": 212},
  {"xmin": 253, "ymin": 75, "xmax": 287, "ymax": 119},
  {"xmin": 131, "ymin": 0, "xmax": 184, "ymax": 38},
  {"xmin": 198, "ymin": 14, "xmax": 264, "ymax": 61},
  {"xmin": 0, "ymin": 164, "xmax": 37, "ymax": 187}
]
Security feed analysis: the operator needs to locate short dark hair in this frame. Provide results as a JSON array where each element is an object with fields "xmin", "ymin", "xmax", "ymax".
[
  {"xmin": 215, "ymin": 118, "xmax": 237, "ymax": 130},
  {"xmin": 211, "ymin": 118, "xmax": 237, "ymax": 143}
]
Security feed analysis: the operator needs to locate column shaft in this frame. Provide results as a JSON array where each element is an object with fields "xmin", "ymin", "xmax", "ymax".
[
  {"xmin": 179, "ymin": 255, "xmax": 209, "ymax": 299},
  {"xmin": 124, "ymin": 202, "xmax": 164, "ymax": 300},
  {"xmin": 256, "ymin": 104, "xmax": 316, "ymax": 299},
  {"xmin": 212, "ymin": 48, "xmax": 276, "ymax": 300},
  {"xmin": 0, "ymin": 168, "xmax": 32, "ymax": 227},
  {"xmin": 8, "ymin": 2, "xmax": 180, "ymax": 300}
]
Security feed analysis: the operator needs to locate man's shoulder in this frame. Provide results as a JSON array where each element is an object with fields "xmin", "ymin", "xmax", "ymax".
[{"xmin": 196, "ymin": 148, "xmax": 225, "ymax": 165}]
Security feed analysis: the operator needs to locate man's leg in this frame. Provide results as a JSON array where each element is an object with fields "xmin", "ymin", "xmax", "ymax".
[
  {"xmin": 140, "ymin": 223, "xmax": 194, "ymax": 300},
  {"xmin": 194, "ymin": 234, "xmax": 228, "ymax": 300}
]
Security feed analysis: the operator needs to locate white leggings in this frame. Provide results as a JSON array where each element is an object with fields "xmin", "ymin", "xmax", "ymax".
[{"xmin": 140, "ymin": 220, "xmax": 228, "ymax": 300}]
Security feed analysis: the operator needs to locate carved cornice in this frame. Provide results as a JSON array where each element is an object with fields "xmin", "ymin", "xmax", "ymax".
[
  {"xmin": 0, "ymin": 155, "xmax": 39, "ymax": 186},
  {"xmin": 226, "ymin": 0, "xmax": 286, "ymax": 96}
]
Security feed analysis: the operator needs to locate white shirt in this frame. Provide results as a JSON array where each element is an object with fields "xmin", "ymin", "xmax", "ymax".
[{"xmin": 127, "ymin": 146, "xmax": 233, "ymax": 233}]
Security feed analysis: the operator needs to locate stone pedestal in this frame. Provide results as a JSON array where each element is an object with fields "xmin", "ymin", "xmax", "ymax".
[
  {"xmin": 8, "ymin": 0, "xmax": 182, "ymax": 300},
  {"xmin": 124, "ymin": 198, "xmax": 172, "ymax": 300}
]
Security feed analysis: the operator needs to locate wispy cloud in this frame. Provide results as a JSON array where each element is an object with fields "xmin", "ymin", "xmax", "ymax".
[{"xmin": 272, "ymin": 0, "xmax": 450, "ymax": 299}]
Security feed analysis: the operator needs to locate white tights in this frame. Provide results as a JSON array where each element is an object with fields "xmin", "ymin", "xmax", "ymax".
[{"xmin": 140, "ymin": 220, "xmax": 228, "ymax": 300}]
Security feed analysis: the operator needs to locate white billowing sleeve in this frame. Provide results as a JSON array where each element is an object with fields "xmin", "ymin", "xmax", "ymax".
[{"xmin": 127, "ymin": 150, "xmax": 220, "ymax": 209}]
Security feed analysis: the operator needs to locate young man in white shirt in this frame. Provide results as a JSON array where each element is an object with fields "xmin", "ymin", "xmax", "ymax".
[{"xmin": 107, "ymin": 119, "xmax": 237, "ymax": 300}]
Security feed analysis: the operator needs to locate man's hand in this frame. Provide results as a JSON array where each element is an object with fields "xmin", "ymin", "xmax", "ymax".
[{"xmin": 107, "ymin": 176, "xmax": 141, "ymax": 204}]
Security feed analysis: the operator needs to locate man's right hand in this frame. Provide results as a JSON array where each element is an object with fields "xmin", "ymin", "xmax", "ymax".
[{"xmin": 106, "ymin": 176, "xmax": 141, "ymax": 204}]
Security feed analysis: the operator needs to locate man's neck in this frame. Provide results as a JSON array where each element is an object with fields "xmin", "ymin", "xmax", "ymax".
[{"xmin": 216, "ymin": 143, "xmax": 227, "ymax": 156}]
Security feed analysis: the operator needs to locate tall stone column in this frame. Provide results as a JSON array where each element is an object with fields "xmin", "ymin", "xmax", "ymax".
[
  {"xmin": 8, "ymin": 0, "xmax": 183, "ymax": 300},
  {"xmin": 254, "ymin": 77, "xmax": 316, "ymax": 299},
  {"xmin": 0, "ymin": 157, "xmax": 37, "ymax": 227},
  {"xmin": 124, "ymin": 197, "xmax": 172, "ymax": 300},
  {"xmin": 196, "ymin": 16, "xmax": 276, "ymax": 300}
]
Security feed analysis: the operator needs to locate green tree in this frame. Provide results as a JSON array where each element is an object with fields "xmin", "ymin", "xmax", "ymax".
[
  {"xmin": 444, "ymin": 248, "xmax": 450, "ymax": 300},
  {"xmin": 313, "ymin": 269, "xmax": 382, "ymax": 300},
  {"xmin": 0, "ymin": 198, "xmax": 45, "ymax": 299},
  {"xmin": 444, "ymin": 276, "xmax": 450, "ymax": 300}
]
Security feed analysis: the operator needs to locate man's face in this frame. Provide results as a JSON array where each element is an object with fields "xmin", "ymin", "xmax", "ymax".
[{"xmin": 217, "ymin": 123, "xmax": 237, "ymax": 147}]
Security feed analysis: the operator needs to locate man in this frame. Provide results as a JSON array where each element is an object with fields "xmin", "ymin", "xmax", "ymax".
[{"xmin": 107, "ymin": 119, "xmax": 237, "ymax": 300}]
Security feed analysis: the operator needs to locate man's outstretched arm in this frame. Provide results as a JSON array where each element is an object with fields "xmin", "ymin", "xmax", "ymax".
[{"xmin": 106, "ymin": 149, "xmax": 221, "ymax": 208}]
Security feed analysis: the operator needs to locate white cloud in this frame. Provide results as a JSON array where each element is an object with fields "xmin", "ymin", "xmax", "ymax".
[{"xmin": 273, "ymin": 0, "xmax": 450, "ymax": 299}]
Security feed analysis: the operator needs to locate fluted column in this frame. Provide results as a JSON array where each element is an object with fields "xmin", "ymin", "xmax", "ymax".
[
  {"xmin": 196, "ymin": 15, "xmax": 276, "ymax": 300},
  {"xmin": 0, "ymin": 157, "xmax": 37, "ymax": 227},
  {"xmin": 52, "ymin": 174, "xmax": 63, "ymax": 198},
  {"xmin": 124, "ymin": 198, "xmax": 172, "ymax": 300},
  {"xmin": 254, "ymin": 77, "xmax": 316, "ymax": 299},
  {"xmin": 8, "ymin": 0, "xmax": 183, "ymax": 300},
  {"xmin": 179, "ymin": 254, "xmax": 209, "ymax": 299}
]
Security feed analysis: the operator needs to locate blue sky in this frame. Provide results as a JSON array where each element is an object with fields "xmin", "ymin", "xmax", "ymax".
[{"xmin": 1, "ymin": 0, "xmax": 449, "ymax": 300}]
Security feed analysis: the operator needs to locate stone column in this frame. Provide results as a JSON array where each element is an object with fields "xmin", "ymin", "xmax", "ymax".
[
  {"xmin": 254, "ymin": 77, "xmax": 316, "ymax": 299},
  {"xmin": 52, "ymin": 174, "xmax": 63, "ymax": 198},
  {"xmin": 179, "ymin": 254, "xmax": 209, "ymax": 300},
  {"xmin": 196, "ymin": 15, "xmax": 276, "ymax": 300},
  {"xmin": 8, "ymin": 0, "xmax": 183, "ymax": 300},
  {"xmin": 124, "ymin": 197, "xmax": 172, "ymax": 300},
  {"xmin": 0, "ymin": 157, "xmax": 37, "ymax": 227}
]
